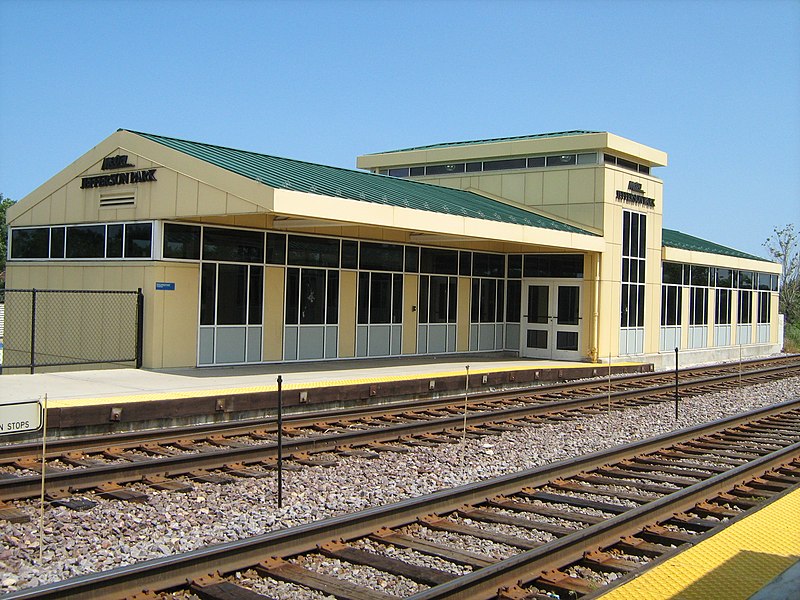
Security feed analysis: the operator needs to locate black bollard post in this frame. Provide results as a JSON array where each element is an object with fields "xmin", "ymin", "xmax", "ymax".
[
  {"xmin": 674, "ymin": 347, "xmax": 679, "ymax": 421},
  {"xmin": 277, "ymin": 375, "xmax": 283, "ymax": 509}
]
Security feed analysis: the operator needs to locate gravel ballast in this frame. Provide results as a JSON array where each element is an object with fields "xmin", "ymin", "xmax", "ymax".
[{"xmin": 1, "ymin": 376, "xmax": 799, "ymax": 594}]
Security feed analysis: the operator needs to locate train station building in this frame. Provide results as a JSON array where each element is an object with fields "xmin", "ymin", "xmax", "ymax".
[{"xmin": 3, "ymin": 129, "xmax": 782, "ymax": 371}]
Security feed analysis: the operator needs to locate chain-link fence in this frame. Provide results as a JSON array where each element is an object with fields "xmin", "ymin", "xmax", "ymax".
[{"xmin": 0, "ymin": 289, "xmax": 143, "ymax": 373}]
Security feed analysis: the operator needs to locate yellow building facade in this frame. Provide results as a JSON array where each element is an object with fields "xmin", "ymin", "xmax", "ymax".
[{"xmin": 4, "ymin": 129, "xmax": 782, "ymax": 371}]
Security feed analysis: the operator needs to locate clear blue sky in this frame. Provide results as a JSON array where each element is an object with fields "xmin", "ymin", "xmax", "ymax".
[{"xmin": 1, "ymin": 0, "xmax": 798, "ymax": 259}]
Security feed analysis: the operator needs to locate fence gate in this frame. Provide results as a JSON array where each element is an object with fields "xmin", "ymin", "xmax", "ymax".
[{"xmin": 0, "ymin": 289, "xmax": 144, "ymax": 374}]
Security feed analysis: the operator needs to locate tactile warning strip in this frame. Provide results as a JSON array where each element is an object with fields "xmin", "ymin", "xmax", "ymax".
[{"xmin": 599, "ymin": 487, "xmax": 800, "ymax": 599}]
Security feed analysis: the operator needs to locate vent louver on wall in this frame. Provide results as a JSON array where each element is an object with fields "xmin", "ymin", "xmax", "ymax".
[{"xmin": 99, "ymin": 193, "xmax": 135, "ymax": 207}]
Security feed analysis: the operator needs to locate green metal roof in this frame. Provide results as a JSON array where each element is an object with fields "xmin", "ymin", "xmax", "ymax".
[
  {"xmin": 367, "ymin": 130, "xmax": 602, "ymax": 155},
  {"xmin": 662, "ymin": 228, "xmax": 772, "ymax": 263},
  {"xmin": 127, "ymin": 130, "xmax": 593, "ymax": 235}
]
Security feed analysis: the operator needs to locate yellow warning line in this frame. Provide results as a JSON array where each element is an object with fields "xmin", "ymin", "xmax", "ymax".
[
  {"xmin": 45, "ymin": 362, "xmax": 642, "ymax": 409},
  {"xmin": 600, "ymin": 488, "xmax": 800, "ymax": 599}
]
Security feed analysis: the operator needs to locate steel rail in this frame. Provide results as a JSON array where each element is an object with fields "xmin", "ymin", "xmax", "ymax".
[
  {"xmin": 1, "ymin": 362, "xmax": 798, "ymax": 501},
  {"xmin": 407, "ymin": 440, "xmax": 800, "ymax": 600},
  {"xmin": 1, "ymin": 354, "xmax": 796, "ymax": 460},
  {"xmin": 5, "ymin": 398, "xmax": 800, "ymax": 600}
]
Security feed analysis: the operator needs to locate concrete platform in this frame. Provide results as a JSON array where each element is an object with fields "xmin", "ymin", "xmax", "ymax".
[
  {"xmin": 599, "ymin": 487, "xmax": 800, "ymax": 600},
  {"xmin": 0, "ymin": 355, "xmax": 650, "ymax": 438}
]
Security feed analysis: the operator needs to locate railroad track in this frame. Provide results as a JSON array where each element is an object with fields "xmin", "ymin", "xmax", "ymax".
[
  {"xmin": 8, "ymin": 398, "xmax": 800, "ymax": 599},
  {"xmin": 1, "ymin": 356, "xmax": 798, "ymax": 507}
]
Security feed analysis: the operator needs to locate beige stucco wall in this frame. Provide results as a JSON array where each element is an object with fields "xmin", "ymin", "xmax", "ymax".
[
  {"xmin": 339, "ymin": 271, "xmax": 357, "ymax": 358},
  {"xmin": 5, "ymin": 262, "xmax": 199, "ymax": 369}
]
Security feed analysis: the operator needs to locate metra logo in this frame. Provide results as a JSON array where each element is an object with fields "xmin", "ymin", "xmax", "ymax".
[{"xmin": 101, "ymin": 155, "xmax": 134, "ymax": 170}]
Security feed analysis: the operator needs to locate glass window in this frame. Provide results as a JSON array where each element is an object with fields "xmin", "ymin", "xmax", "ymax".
[
  {"xmin": 527, "ymin": 157, "xmax": 545, "ymax": 168},
  {"xmin": 471, "ymin": 279, "xmax": 479, "ymax": 323},
  {"xmin": 50, "ymin": 227, "xmax": 65, "ymax": 258},
  {"xmin": 106, "ymin": 224, "xmax": 123, "ymax": 258},
  {"xmin": 358, "ymin": 272, "xmax": 402, "ymax": 325},
  {"xmin": 11, "ymin": 228, "xmax": 50, "ymax": 259},
  {"xmin": 125, "ymin": 223, "xmax": 152, "ymax": 258},
  {"xmin": 266, "ymin": 233, "xmax": 287, "ymax": 265},
  {"xmin": 217, "ymin": 264, "xmax": 248, "ymax": 325},
  {"xmin": 430, "ymin": 277, "xmax": 450, "ymax": 323},
  {"xmin": 546, "ymin": 154, "xmax": 577, "ymax": 166},
  {"xmin": 757, "ymin": 291, "xmax": 771, "ymax": 323},
  {"xmin": 459, "ymin": 251, "xmax": 472, "ymax": 276},
  {"xmin": 506, "ymin": 280, "xmax": 521, "ymax": 322},
  {"xmin": 249, "ymin": 266, "xmax": 263, "ymax": 325},
  {"xmin": 715, "ymin": 289, "xmax": 731, "ymax": 325},
  {"xmin": 757, "ymin": 273, "xmax": 772, "ymax": 291},
  {"xmin": 472, "ymin": 252, "xmax": 504, "ymax": 278},
  {"xmin": 341, "ymin": 240, "xmax": 359, "ymax": 269},
  {"xmin": 66, "ymin": 225, "xmax": 105, "ymax": 258},
  {"xmin": 738, "ymin": 270, "xmax": 753, "ymax": 289},
  {"xmin": 287, "ymin": 235, "xmax": 339, "ymax": 268},
  {"xmin": 200, "ymin": 263, "xmax": 216, "ymax": 326},
  {"xmin": 404, "ymin": 246, "xmax": 419, "ymax": 273},
  {"xmin": 662, "ymin": 262, "xmax": 683, "ymax": 285},
  {"xmin": 577, "ymin": 152, "xmax": 597, "ymax": 165},
  {"xmin": 409, "ymin": 166, "xmax": 425, "ymax": 176},
  {"xmin": 661, "ymin": 285, "xmax": 681, "ymax": 326},
  {"xmin": 392, "ymin": 274, "xmax": 403, "ymax": 324},
  {"xmin": 483, "ymin": 158, "xmax": 526, "ymax": 171},
  {"xmin": 388, "ymin": 167, "xmax": 409, "ymax": 177},
  {"xmin": 298, "ymin": 268, "xmax": 327, "ymax": 324},
  {"xmin": 557, "ymin": 286, "xmax": 579, "ymax": 326},
  {"xmin": 426, "ymin": 163, "xmax": 465, "ymax": 175},
  {"xmin": 690, "ymin": 265, "xmax": 710, "ymax": 287},
  {"xmin": 285, "ymin": 268, "xmax": 300, "ymax": 325},
  {"xmin": 360, "ymin": 242, "xmax": 404, "ymax": 272},
  {"xmin": 523, "ymin": 254, "xmax": 584, "ymax": 278},
  {"xmin": 466, "ymin": 162, "xmax": 482, "ymax": 172},
  {"xmin": 418, "ymin": 275, "xmax": 429, "ymax": 323},
  {"xmin": 738, "ymin": 290, "xmax": 752, "ymax": 323},
  {"xmin": 164, "ymin": 223, "xmax": 201, "ymax": 260},
  {"xmin": 357, "ymin": 272, "xmax": 370, "ymax": 324},
  {"xmin": 203, "ymin": 227, "xmax": 264, "ymax": 263},
  {"xmin": 507, "ymin": 255, "xmax": 522, "ymax": 279},
  {"xmin": 327, "ymin": 270, "xmax": 339, "ymax": 324},
  {"xmin": 771, "ymin": 274, "xmax": 779, "ymax": 292},
  {"xmin": 690, "ymin": 287, "xmax": 708, "ymax": 325},
  {"xmin": 368, "ymin": 272, "xmax": 392, "ymax": 323},
  {"xmin": 715, "ymin": 268, "xmax": 733, "ymax": 288},
  {"xmin": 638, "ymin": 165, "xmax": 651, "ymax": 175},
  {"xmin": 425, "ymin": 275, "xmax": 455, "ymax": 323},
  {"xmin": 617, "ymin": 157, "xmax": 638, "ymax": 171},
  {"xmin": 604, "ymin": 154, "xmax": 617, "ymax": 164},
  {"xmin": 478, "ymin": 279, "xmax": 497, "ymax": 323},
  {"xmin": 420, "ymin": 247, "xmax": 458, "ymax": 275}
]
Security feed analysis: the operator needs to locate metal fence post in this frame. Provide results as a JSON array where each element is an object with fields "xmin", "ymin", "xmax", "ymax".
[
  {"xmin": 136, "ymin": 288, "xmax": 144, "ymax": 369},
  {"xmin": 30, "ymin": 289, "xmax": 37, "ymax": 375}
]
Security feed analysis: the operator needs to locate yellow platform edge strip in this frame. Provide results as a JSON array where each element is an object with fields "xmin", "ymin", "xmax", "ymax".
[
  {"xmin": 43, "ymin": 362, "xmax": 644, "ymax": 409},
  {"xmin": 600, "ymin": 487, "xmax": 800, "ymax": 600}
]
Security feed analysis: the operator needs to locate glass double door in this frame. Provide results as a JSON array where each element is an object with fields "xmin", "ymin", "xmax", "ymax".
[{"xmin": 521, "ymin": 280, "xmax": 582, "ymax": 360}]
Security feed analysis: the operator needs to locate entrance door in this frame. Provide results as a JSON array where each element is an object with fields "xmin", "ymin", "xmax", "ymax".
[{"xmin": 521, "ymin": 281, "xmax": 582, "ymax": 360}]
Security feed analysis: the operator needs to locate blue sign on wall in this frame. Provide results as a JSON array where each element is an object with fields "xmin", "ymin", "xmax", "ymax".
[{"xmin": 155, "ymin": 282, "xmax": 176, "ymax": 291}]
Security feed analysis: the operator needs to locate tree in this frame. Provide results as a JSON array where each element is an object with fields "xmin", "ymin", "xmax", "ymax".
[
  {"xmin": 763, "ymin": 224, "xmax": 799, "ymax": 324},
  {"xmin": 0, "ymin": 193, "xmax": 15, "ymax": 288}
]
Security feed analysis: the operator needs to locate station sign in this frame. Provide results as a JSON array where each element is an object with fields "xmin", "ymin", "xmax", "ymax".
[{"xmin": 0, "ymin": 400, "xmax": 43, "ymax": 436}]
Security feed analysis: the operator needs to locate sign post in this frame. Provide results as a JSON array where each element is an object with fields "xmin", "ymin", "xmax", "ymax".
[{"xmin": 1, "ymin": 397, "xmax": 45, "ymax": 561}]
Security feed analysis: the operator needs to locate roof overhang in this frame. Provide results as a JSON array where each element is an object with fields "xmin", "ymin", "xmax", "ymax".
[
  {"xmin": 272, "ymin": 189, "xmax": 604, "ymax": 252},
  {"xmin": 662, "ymin": 246, "xmax": 780, "ymax": 274}
]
